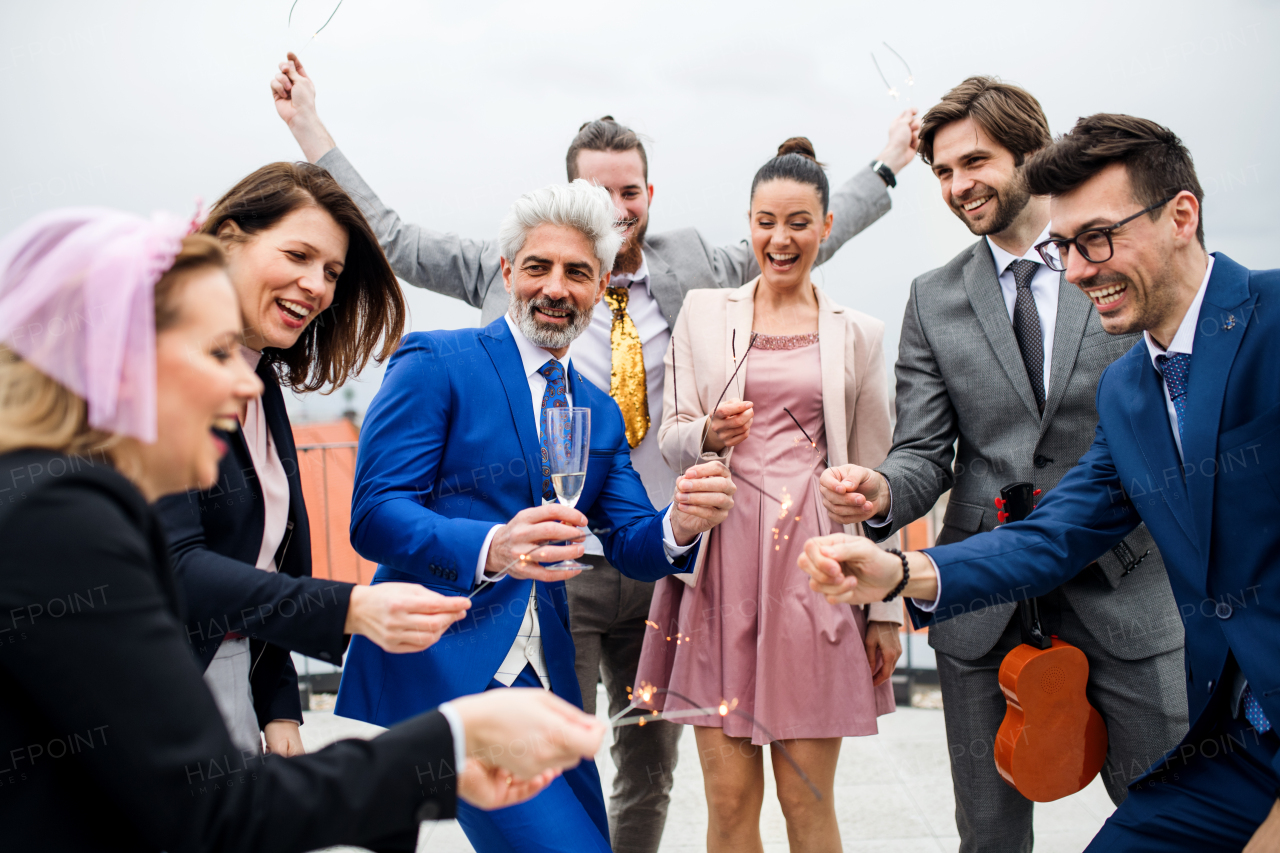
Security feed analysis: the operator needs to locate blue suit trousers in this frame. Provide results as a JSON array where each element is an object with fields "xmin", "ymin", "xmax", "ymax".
[
  {"xmin": 456, "ymin": 666, "xmax": 612, "ymax": 853},
  {"xmin": 1088, "ymin": 717, "xmax": 1278, "ymax": 851}
]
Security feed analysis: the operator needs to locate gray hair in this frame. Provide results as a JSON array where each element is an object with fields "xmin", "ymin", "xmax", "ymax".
[{"xmin": 497, "ymin": 180, "xmax": 622, "ymax": 275}]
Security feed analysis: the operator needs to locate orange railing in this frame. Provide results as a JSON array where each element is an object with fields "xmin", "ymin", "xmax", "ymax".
[{"xmin": 295, "ymin": 440, "xmax": 376, "ymax": 585}]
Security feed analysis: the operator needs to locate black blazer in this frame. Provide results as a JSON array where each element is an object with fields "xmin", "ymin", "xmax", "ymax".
[
  {"xmin": 0, "ymin": 449, "xmax": 456, "ymax": 852},
  {"xmin": 155, "ymin": 358, "xmax": 352, "ymax": 728}
]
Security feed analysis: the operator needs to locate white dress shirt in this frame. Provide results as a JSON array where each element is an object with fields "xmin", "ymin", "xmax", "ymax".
[
  {"xmin": 1143, "ymin": 255, "xmax": 1214, "ymax": 460},
  {"xmin": 916, "ymin": 255, "xmax": 1217, "ymax": 613},
  {"xmin": 475, "ymin": 313, "xmax": 695, "ymax": 687},
  {"xmin": 574, "ymin": 255, "xmax": 677, "ymax": 556},
  {"xmin": 986, "ymin": 223, "xmax": 1060, "ymax": 400}
]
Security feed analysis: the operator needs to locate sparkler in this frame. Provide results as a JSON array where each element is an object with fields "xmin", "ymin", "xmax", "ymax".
[
  {"xmin": 614, "ymin": 683, "xmax": 822, "ymax": 800},
  {"xmin": 782, "ymin": 406, "xmax": 830, "ymax": 469},
  {"xmin": 288, "ymin": 0, "xmax": 345, "ymax": 53},
  {"xmin": 870, "ymin": 42, "xmax": 914, "ymax": 103}
]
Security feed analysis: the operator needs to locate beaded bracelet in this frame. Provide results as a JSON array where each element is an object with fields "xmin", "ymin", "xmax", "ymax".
[{"xmin": 882, "ymin": 548, "xmax": 910, "ymax": 602}]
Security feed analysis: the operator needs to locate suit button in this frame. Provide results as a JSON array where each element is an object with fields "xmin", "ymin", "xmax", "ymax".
[
  {"xmin": 1215, "ymin": 601, "xmax": 1233, "ymax": 619},
  {"xmin": 1033, "ymin": 455, "xmax": 1051, "ymax": 469},
  {"xmin": 449, "ymin": 570, "xmax": 457, "ymax": 581}
]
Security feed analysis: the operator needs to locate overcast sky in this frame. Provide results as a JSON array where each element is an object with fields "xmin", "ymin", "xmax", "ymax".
[{"xmin": 3, "ymin": 0, "xmax": 1277, "ymax": 422}]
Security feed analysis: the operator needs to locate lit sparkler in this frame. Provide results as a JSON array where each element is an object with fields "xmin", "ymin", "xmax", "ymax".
[
  {"xmin": 288, "ymin": 0, "xmax": 345, "ymax": 53},
  {"xmin": 870, "ymin": 42, "xmax": 914, "ymax": 103}
]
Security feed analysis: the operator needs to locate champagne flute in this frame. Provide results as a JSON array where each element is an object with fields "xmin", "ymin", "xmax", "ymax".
[{"xmin": 543, "ymin": 406, "xmax": 592, "ymax": 570}]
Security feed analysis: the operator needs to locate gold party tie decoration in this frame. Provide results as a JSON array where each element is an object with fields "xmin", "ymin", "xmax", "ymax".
[{"xmin": 602, "ymin": 285, "xmax": 649, "ymax": 448}]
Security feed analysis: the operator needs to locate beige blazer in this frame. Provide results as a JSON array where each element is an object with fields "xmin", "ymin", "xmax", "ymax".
[{"xmin": 659, "ymin": 277, "xmax": 902, "ymax": 623}]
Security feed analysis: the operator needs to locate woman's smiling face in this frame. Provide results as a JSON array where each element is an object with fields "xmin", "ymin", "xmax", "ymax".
[
  {"xmin": 749, "ymin": 178, "xmax": 832, "ymax": 290},
  {"xmin": 220, "ymin": 205, "xmax": 348, "ymax": 352}
]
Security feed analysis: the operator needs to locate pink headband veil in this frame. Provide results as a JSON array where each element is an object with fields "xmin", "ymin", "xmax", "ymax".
[{"xmin": 0, "ymin": 207, "xmax": 200, "ymax": 443}]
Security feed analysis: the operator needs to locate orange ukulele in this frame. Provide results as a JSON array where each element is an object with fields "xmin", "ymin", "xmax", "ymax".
[{"xmin": 992, "ymin": 482, "xmax": 1108, "ymax": 802}]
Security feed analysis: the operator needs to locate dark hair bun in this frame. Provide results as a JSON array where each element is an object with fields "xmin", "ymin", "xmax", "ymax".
[{"xmin": 777, "ymin": 136, "xmax": 818, "ymax": 162}]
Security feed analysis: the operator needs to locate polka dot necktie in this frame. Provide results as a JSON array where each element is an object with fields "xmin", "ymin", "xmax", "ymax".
[
  {"xmin": 1009, "ymin": 260, "xmax": 1045, "ymax": 412},
  {"xmin": 1155, "ymin": 352, "xmax": 1191, "ymax": 444},
  {"xmin": 537, "ymin": 359, "xmax": 570, "ymax": 502},
  {"xmin": 1157, "ymin": 350, "xmax": 1272, "ymax": 734}
]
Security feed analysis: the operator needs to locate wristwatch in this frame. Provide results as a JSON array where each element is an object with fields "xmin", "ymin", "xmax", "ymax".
[{"xmin": 870, "ymin": 160, "xmax": 897, "ymax": 189}]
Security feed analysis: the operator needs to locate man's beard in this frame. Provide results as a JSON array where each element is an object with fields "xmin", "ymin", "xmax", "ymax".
[
  {"xmin": 951, "ymin": 169, "xmax": 1032, "ymax": 237},
  {"xmin": 1078, "ymin": 256, "xmax": 1176, "ymax": 337},
  {"xmin": 612, "ymin": 215, "xmax": 648, "ymax": 275},
  {"xmin": 511, "ymin": 293, "xmax": 594, "ymax": 349}
]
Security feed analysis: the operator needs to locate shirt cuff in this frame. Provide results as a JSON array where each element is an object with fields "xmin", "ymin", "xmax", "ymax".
[
  {"xmin": 910, "ymin": 551, "xmax": 942, "ymax": 611},
  {"xmin": 475, "ymin": 524, "xmax": 504, "ymax": 585},
  {"xmin": 662, "ymin": 507, "xmax": 698, "ymax": 563},
  {"xmin": 863, "ymin": 478, "xmax": 894, "ymax": 529},
  {"xmin": 436, "ymin": 701, "xmax": 468, "ymax": 780}
]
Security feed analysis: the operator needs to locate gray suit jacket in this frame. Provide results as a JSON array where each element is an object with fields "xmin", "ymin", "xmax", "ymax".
[
  {"xmin": 317, "ymin": 148, "xmax": 892, "ymax": 327},
  {"xmin": 869, "ymin": 239, "xmax": 1184, "ymax": 662}
]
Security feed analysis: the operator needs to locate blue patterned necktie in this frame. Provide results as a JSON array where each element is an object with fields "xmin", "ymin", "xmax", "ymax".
[
  {"xmin": 537, "ymin": 359, "xmax": 570, "ymax": 502},
  {"xmin": 1158, "ymin": 351, "xmax": 1272, "ymax": 734},
  {"xmin": 1155, "ymin": 352, "xmax": 1191, "ymax": 443}
]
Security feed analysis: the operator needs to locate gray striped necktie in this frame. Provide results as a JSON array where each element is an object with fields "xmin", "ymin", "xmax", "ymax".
[{"xmin": 1010, "ymin": 259, "xmax": 1045, "ymax": 412}]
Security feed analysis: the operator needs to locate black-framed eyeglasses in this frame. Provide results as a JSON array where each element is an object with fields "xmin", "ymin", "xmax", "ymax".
[{"xmin": 1034, "ymin": 195, "xmax": 1177, "ymax": 272}]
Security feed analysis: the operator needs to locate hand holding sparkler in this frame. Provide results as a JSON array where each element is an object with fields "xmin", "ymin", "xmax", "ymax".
[
  {"xmin": 669, "ymin": 459, "xmax": 737, "ymax": 543},
  {"xmin": 449, "ymin": 687, "xmax": 605, "ymax": 792},
  {"xmin": 798, "ymin": 533, "xmax": 937, "ymax": 606},
  {"xmin": 345, "ymin": 582, "xmax": 470, "ymax": 653},
  {"xmin": 819, "ymin": 463, "xmax": 891, "ymax": 525},
  {"xmin": 271, "ymin": 52, "xmax": 338, "ymax": 163},
  {"xmin": 704, "ymin": 399, "xmax": 754, "ymax": 452},
  {"xmin": 876, "ymin": 107, "xmax": 923, "ymax": 175}
]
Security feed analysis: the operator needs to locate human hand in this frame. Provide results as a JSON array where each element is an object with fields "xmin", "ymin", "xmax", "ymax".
[
  {"xmin": 486, "ymin": 505, "xmax": 589, "ymax": 582},
  {"xmin": 798, "ymin": 533, "xmax": 936, "ymax": 605},
  {"xmin": 876, "ymin": 107, "xmax": 921, "ymax": 175},
  {"xmin": 450, "ymin": 688, "xmax": 605, "ymax": 780},
  {"xmin": 263, "ymin": 720, "xmax": 305, "ymax": 757},
  {"xmin": 269, "ymin": 52, "xmax": 336, "ymax": 162},
  {"xmin": 820, "ymin": 464, "xmax": 890, "ymax": 525},
  {"xmin": 864, "ymin": 621, "xmax": 903, "ymax": 688},
  {"xmin": 669, "ymin": 460, "xmax": 736, "ymax": 545},
  {"xmin": 344, "ymin": 582, "xmax": 470, "ymax": 653},
  {"xmin": 458, "ymin": 760, "xmax": 560, "ymax": 810},
  {"xmin": 1244, "ymin": 799, "xmax": 1280, "ymax": 853},
  {"xmin": 703, "ymin": 400, "xmax": 753, "ymax": 452}
]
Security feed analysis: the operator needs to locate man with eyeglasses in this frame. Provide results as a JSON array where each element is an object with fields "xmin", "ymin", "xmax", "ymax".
[
  {"xmin": 815, "ymin": 79, "xmax": 1187, "ymax": 853},
  {"xmin": 803, "ymin": 112, "xmax": 1280, "ymax": 852}
]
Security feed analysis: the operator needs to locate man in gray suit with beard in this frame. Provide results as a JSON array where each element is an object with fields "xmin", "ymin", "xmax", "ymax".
[
  {"xmin": 270, "ymin": 52, "xmax": 920, "ymax": 853},
  {"xmin": 819, "ymin": 77, "xmax": 1188, "ymax": 853}
]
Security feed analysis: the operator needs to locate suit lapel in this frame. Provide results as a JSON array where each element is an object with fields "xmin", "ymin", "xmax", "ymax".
[
  {"xmin": 643, "ymin": 246, "xmax": 684, "ymax": 331},
  {"xmin": 964, "ymin": 242, "xmax": 1041, "ymax": 421},
  {"xmin": 478, "ymin": 321, "xmax": 543, "ymax": 505},
  {"xmin": 1039, "ymin": 273, "xmax": 1092, "ymax": 432},
  {"xmin": 1183, "ymin": 254, "xmax": 1256, "ymax": 549},
  {"xmin": 816, "ymin": 289, "xmax": 849, "ymax": 468}
]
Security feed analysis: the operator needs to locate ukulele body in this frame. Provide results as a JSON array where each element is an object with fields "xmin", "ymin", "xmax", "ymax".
[{"xmin": 994, "ymin": 638, "xmax": 1108, "ymax": 802}]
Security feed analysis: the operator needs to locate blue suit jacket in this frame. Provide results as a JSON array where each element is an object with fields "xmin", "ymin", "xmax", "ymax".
[
  {"xmin": 336, "ymin": 318, "xmax": 693, "ymax": 725},
  {"xmin": 909, "ymin": 253, "xmax": 1280, "ymax": 778}
]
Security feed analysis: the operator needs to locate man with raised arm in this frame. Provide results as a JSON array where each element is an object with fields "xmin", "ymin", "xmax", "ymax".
[
  {"xmin": 270, "ymin": 52, "xmax": 919, "ymax": 853},
  {"xmin": 801, "ymin": 113, "xmax": 1280, "ymax": 853}
]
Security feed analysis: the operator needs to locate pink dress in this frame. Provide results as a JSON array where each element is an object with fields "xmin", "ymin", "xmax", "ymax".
[{"xmin": 635, "ymin": 333, "xmax": 894, "ymax": 744}]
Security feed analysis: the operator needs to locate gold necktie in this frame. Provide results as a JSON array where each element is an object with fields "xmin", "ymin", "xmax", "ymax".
[{"xmin": 602, "ymin": 285, "xmax": 649, "ymax": 448}]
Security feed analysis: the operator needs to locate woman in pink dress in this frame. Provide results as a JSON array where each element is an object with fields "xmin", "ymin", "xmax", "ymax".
[{"xmin": 635, "ymin": 138, "xmax": 906, "ymax": 852}]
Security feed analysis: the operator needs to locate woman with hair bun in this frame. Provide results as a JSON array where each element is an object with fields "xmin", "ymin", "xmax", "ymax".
[{"xmin": 635, "ymin": 138, "xmax": 902, "ymax": 851}]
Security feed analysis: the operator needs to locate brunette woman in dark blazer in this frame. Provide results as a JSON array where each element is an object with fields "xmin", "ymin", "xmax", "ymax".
[{"xmin": 155, "ymin": 162, "xmax": 468, "ymax": 756}]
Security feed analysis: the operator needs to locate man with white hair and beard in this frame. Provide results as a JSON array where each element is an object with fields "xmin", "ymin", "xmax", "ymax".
[
  {"xmin": 335, "ymin": 179, "xmax": 737, "ymax": 853},
  {"xmin": 271, "ymin": 54, "xmax": 919, "ymax": 851}
]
